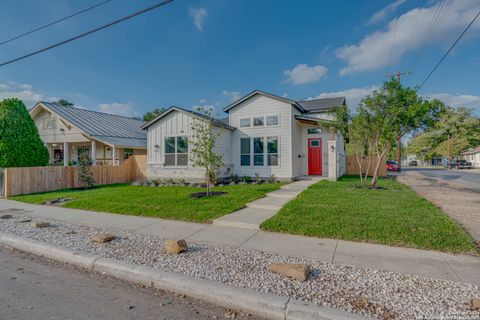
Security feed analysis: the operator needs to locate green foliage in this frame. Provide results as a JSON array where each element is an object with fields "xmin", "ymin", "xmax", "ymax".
[
  {"xmin": 406, "ymin": 107, "xmax": 480, "ymax": 159},
  {"xmin": 317, "ymin": 104, "xmax": 350, "ymax": 142},
  {"xmin": 189, "ymin": 106, "xmax": 223, "ymax": 195},
  {"xmin": 77, "ymin": 154, "xmax": 96, "ymax": 189},
  {"xmin": 57, "ymin": 99, "xmax": 74, "ymax": 107},
  {"xmin": 0, "ymin": 98, "xmax": 49, "ymax": 168},
  {"xmin": 143, "ymin": 107, "xmax": 167, "ymax": 122}
]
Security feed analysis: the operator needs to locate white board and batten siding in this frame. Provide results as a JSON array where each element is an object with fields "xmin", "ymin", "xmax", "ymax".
[
  {"xmin": 229, "ymin": 95, "xmax": 293, "ymax": 179},
  {"xmin": 147, "ymin": 110, "xmax": 232, "ymax": 181}
]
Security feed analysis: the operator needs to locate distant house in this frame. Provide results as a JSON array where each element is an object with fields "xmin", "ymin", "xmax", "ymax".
[
  {"xmin": 142, "ymin": 90, "xmax": 346, "ymax": 181},
  {"xmin": 30, "ymin": 102, "xmax": 146, "ymax": 166},
  {"xmin": 462, "ymin": 146, "xmax": 480, "ymax": 168}
]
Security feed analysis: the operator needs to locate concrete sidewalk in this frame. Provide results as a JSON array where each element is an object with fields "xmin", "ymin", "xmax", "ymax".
[{"xmin": 1, "ymin": 198, "xmax": 479, "ymax": 286}]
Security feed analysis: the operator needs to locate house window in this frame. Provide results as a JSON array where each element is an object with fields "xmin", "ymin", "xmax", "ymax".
[
  {"xmin": 165, "ymin": 136, "xmax": 188, "ymax": 166},
  {"xmin": 253, "ymin": 137, "xmax": 264, "ymax": 166},
  {"xmin": 124, "ymin": 148, "xmax": 134, "ymax": 159},
  {"xmin": 307, "ymin": 128, "xmax": 322, "ymax": 134},
  {"xmin": 240, "ymin": 138, "xmax": 251, "ymax": 166},
  {"xmin": 239, "ymin": 118, "xmax": 251, "ymax": 128},
  {"xmin": 253, "ymin": 117, "xmax": 264, "ymax": 127},
  {"xmin": 266, "ymin": 115, "xmax": 278, "ymax": 126},
  {"xmin": 43, "ymin": 118, "xmax": 56, "ymax": 129},
  {"xmin": 77, "ymin": 147, "xmax": 90, "ymax": 162},
  {"xmin": 267, "ymin": 137, "xmax": 278, "ymax": 166}
]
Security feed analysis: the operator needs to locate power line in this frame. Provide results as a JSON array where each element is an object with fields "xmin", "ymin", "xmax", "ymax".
[
  {"xmin": 0, "ymin": 0, "xmax": 114, "ymax": 47},
  {"xmin": 418, "ymin": 10, "xmax": 480, "ymax": 89},
  {"xmin": 0, "ymin": 0, "xmax": 174, "ymax": 68},
  {"xmin": 398, "ymin": 1, "xmax": 424, "ymax": 71}
]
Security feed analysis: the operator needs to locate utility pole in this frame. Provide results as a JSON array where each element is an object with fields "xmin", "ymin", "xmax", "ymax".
[{"xmin": 386, "ymin": 71, "xmax": 411, "ymax": 172}]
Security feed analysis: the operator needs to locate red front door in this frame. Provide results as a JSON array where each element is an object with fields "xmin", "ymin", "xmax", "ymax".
[{"xmin": 308, "ymin": 138, "xmax": 322, "ymax": 175}]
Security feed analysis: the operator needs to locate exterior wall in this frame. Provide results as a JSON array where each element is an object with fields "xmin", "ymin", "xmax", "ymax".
[
  {"xmin": 296, "ymin": 124, "xmax": 331, "ymax": 177},
  {"xmin": 229, "ymin": 95, "xmax": 293, "ymax": 179},
  {"xmin": 463, "ymin": 152, "xmax": 480, "ymax": 168},
  {"xmin": 146, "ymin": 110, "xmax": 232, "ymax": 181},
  {"xmin": 33, "ymin": 109, "xmax": 89, "ymax": 144}
]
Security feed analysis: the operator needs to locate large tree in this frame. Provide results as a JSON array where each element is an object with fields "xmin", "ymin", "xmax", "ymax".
[
  {"xmin": 0, "ymin": 98, "xmax": 49, "ymax": 167},
  {"xmin": 350, "ymin": 80, "xmax": 443, "ymax": 188},
  {"xmin": 143, "ymin": 107, "xmax": 166, "ymax": 122}
]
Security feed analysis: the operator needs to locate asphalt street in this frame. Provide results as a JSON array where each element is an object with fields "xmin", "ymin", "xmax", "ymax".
[
  {"xmin": 402, "ymin": 167, "xmax": 480, "ymax": 192},
  {"xmin": 0, "ymin": 246, "xmax": 258, "ymax": 320}
]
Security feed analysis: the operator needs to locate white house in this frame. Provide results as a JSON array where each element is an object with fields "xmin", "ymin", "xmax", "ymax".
[
  {"xmin": 30, "ymin": 102, "xmax": 147, "ymax": 166},
  {"xmin": 462, "ymin": 146, "xmax": 480, "ymax": 168},
  {"xmin": 142, "ymin": 90, "xmax": 346, "ymax": 181}
]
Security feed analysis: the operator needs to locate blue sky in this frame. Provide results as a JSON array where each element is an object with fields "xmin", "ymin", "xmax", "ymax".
[{"xmin": 0, "ymin": 0, "xmax": 479, "ymax": 117}]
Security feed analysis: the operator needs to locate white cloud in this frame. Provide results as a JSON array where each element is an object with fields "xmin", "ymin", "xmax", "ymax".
[
  {"xmin": 222, "ymin": 90, "xmax": 241, "ymax": 102},
  {"xmin": 424, "ymin": 92, "xmax": 480, "ymax": 113},
  {"xmin": 189, "ymin": 7, "xmax": 208, "ymax": 32},
  {"xmin": 284, "ymin": 64, "xmax": 328, "ymax": 85},
  {"xmin": 97, "ymin": 102, "xmax": 138, "ymax": 117},
  {"xmin": 282, "ymin": 92, "xmax": 289, "ymax": 98},
  {"xmin": 337, "ymin": 1, "xmax": 480, "ymax": 75},
  {"xmin": 0, "ymin": 82, "xmax": 50, "ymax": 107},
  {"xmin": 366, "ymin": 0, "xmax": 407, "ymax": 25},
  {"xmin": 313, "ymin": 86, "xmax": 379, "ymax": 110}
]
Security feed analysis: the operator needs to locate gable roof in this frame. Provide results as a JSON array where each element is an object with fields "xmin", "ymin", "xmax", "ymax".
[
  {"xmin": 222, "ymin": 90, "xmax": 345, "ymax": 114},
  {"xmin": 462, "ymin": 146, "xmax": 480, "ymax": 155},
  {"xmin": 31, "ymin": 102, "xmax": 147, "ymax": 147},
  {"xmin": 141, "ymin": 106, "xmax": 235, "ymax": 130}
]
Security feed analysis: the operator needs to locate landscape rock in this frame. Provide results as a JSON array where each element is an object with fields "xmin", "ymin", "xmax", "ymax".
[
  {"xmin": 32, "ymin": 222, "xmax": 50, "ymax": 228},
  {"xmin": 61, "ymin": 229, "xmax": 77, "ymax": 235},
  {"xmin": 14, "ymin": 218, "xmax": 32, "ymax": 223},
  {"xmin": 470, "ymin": 298, "xmax": 480, "ymax": 311},
  {"xmin": 269, "ymin": 263, "xmax": 310, "ymax": 281},
  {"xmin": 91, "ymin": 233, "xmax": 116, "ymax": 243},
  {"xmin": 166, "ymin": 239, "xmax": 188, "ymax": 254},
  {"xmin": 0, "ymin": 214, "xmax": 12, "ymax": 219}
]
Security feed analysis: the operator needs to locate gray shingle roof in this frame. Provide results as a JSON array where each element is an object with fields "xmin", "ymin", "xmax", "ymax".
[
  {"xmin": 38, "ymin": 102, "xmax": 147, "ymax": 147},
  {"xmin": 296, "ymin": 97, "xmax": 346, "ymax": 113}
]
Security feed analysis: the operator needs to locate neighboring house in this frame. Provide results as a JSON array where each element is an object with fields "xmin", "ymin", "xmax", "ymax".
[
  {"xmin": 142, "ymin": 90, "xmax": 346, "ymax": 181},
  {"xmin": 462, "ymin": 146, "xmax": 480, "ymax": 168},
  {"xmin": 30, "ymin": 102, "xmax": 147, "ymax": 166}
]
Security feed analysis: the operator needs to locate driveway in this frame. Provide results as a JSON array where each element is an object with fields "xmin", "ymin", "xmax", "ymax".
[{"xmin": 398, "ymin": 168, "xmax": 480, "ymax": 245}]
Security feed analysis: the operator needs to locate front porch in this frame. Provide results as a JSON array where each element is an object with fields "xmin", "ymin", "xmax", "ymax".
[{"xmin": 46, "ymin": 139, "xmax": 146, "ymax": 166}]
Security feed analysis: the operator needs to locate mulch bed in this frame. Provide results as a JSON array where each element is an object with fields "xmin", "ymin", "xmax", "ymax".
[{"xmin": 190, "ymin": 191, "xmax": 227, "ymax": 198}]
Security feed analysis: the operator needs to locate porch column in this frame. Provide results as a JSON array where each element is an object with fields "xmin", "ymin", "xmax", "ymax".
[
  {"xmin": 112, "ymin": 145, "xmax": 116, "ymax": 166},
  {"xmin": 47, "ymin": 144, "xmax": 54, "ymax": 165},
  {"xmin": 328, "ymin": 140, "xmax": 338, "ymax": 181},
  {"xmin": 91, "ymin": 140, "xmax": 97, "ymax": 165},
  {"xmin": 63, "ymin": 142, "xmax": 69, "ymax": 166}
]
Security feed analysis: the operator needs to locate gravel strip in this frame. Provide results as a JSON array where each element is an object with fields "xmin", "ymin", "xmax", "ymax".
[{"xmin": 1, "ymin": 215, "xmax": 479, "ymax": 320}]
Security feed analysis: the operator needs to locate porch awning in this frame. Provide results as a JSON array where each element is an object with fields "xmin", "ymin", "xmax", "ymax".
[{"xmin": 93, "ymin": 136, "xmax": 147, "ymax": 149}]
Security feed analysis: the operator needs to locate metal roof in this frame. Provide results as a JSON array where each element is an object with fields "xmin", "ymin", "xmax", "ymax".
[
  {"xmin": 93, "ymin": 136, "xmax": 147, "ymax": 148},
  {"xmin": 296, "ymin": 97, "xmax": 346, "ymax": 113},
  {"xmin": 34, "ymin": 102, "xmax": 147, "ymax": 147},
  {"xmin": 141, "ymin": 106, "xmax": 235, "ymax": 130},
  {"xmin": 222, "ymin": 90, "xmax": 345, "ymax": 114}
]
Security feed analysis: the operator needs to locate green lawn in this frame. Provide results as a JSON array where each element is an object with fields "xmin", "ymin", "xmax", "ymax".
[
  {"xmin": 261, "ymin": 176, "xmax": 477, "ymax": 254},
  {"xmin": 12, "ymin": 183, "xmax": 283, "ymax": 223}
]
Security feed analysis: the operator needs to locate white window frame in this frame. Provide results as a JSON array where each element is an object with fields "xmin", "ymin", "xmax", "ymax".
[
  {"xmin": 239, "ymin": 118, "xmax": 251, "ymax": 128},
  {"xmin": 253, "ymin": 117, "xmax": 265, "ymax": 127},
  {"xmin": 266, "ymin": 115, "xmax": 279, "ymax": 127},
  {"xmin": 43, "ymin": 117, "xmax": 56, "ymax": 129},
  {"xmin": 240, "ymin": 138, "xmax": 251, "ymax": 166},
  {"xmin": 253, "ymin": 137, "xmax": 265, "ymax": 166},
  {"xmin": 164, "ymin": 136, "xmax": 188, "ymax": 167},
  {"xmin": 267, "ymin": 136, "xmax": 279, "ymax": 166}
]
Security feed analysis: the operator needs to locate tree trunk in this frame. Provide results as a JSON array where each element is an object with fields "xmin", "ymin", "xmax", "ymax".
[
  {"xmin": 355, "ymin": 154, "xmax": 364, "ymax": 186},
  {"xmin": 371, "ymin": 148, "xmax": 388, "ymax": 188},
  {"xmin": 206, "ymin": 169, "xmax": 210, "ymax": 196},
  {"xmin": 364, "ymin": 156, "xmax": 372, "ymax": 186}
]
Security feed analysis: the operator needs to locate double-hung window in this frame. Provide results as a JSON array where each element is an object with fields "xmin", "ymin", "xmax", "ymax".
[
  {"xmin": 266, "ymin": 115, "xmax": 278, "ymax": 126},
  {"xmin": 239, "ymin": 118, "xmax": 251, "ymax": 128},
  {"xmin": 165, "ymin": 136, "xmax": 188, "ymax": 166},
  {"xmin": 267, "ymin": 137, "xmax": 278, "ymax": 166},
  {"xmin": 240, "ymin": 138, "xmax": 251, "ymax": 166},
  {"xmin": 253, "ymin": 138, "xmax": 264, "ymax": 166},
  {"xmin": 253, "ymin": 117, "xmax": 264, "ymax": 127}
]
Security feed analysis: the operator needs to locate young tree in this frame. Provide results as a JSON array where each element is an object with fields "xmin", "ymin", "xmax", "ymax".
[
  {"xmin": 78, "ymin": 154, "xmax": 96, "ymax": 189},
  {"xmin": 189, "ymin": 106, "xmax": 223, "ymax": 196},
  {"xmin": 317, "ymin": 104, "xmax": 350, "ymax": 143},
  {"xmin": 347, "ymin": 111, "xmax": 372, "ymax": 187},
  {"xmin": 143, "ymin": 107, "xmax": 167, "ymax": 122},
  {"xmin": 0, "ymin": 98, "xmax": 49, "ymax": 167}
]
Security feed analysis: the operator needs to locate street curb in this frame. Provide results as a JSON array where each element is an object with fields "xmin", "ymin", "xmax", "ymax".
[{"xmin": 0, "ymin": 232, "xmax": 369, "ymax": 320}]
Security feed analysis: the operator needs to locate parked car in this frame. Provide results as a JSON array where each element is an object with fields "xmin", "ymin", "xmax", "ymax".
[
  {"xmin": 448, "ymin": 159, "xmax": 472, "ymax": 169},
  {"xmin": 386, "ymin": 160, "xmax": 398, "ymax": 172},
  {"xmin": 408, "ymin": 160, "xmax": 418, "ymax": 167}
]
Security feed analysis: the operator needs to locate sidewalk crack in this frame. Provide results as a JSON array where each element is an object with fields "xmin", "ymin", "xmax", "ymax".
[
  {"xmin": 331, "ymin": 240, "xmax": 339, "ymax": 263},
  {"xmin": 438, "ymin": 252, "xmax": 464, "ymax": 283}
]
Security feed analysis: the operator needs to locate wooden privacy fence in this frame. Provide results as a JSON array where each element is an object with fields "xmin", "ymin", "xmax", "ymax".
[
  {"xmin": 3, "ymin": 155, "xmax": 147, "ymax": 197},
  {"xmin": 346, "ymin": 155, "xmax": 386, "ymax": 177}
]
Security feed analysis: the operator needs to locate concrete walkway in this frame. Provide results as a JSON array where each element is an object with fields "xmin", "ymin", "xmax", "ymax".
[
  {"xmin": 213, "ymin": 178, "xmax": 324, "ymax": 229},
  {"xmin": 1, "ymin": 199, "xmax": 479, "ymax": 287}
]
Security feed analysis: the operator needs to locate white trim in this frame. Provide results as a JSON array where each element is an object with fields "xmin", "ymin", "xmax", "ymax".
[{"xmin": 238, "ymin": 136, "xmax": 281, "ymax": 168}]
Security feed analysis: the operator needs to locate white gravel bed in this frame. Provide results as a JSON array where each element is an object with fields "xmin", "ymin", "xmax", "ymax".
[{"xmin": 1, "ymin": 215, "xmax": 479, "ymax": 320}]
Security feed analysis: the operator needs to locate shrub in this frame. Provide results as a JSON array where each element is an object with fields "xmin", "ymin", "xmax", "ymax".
[
  {"xmin": 267, "ymin": 174, "xmax": 277, "ymax": 184},
  {"xmin": 242, "ymin": 175, "xmax": 252, "ymax": 183},
  {"xmin": 0, "ymin": 99, "xmax": 49, "ymax": 167},
  {"xmin": 78, "ymin": 154, "xmax": 96, "ymax": 189}
]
